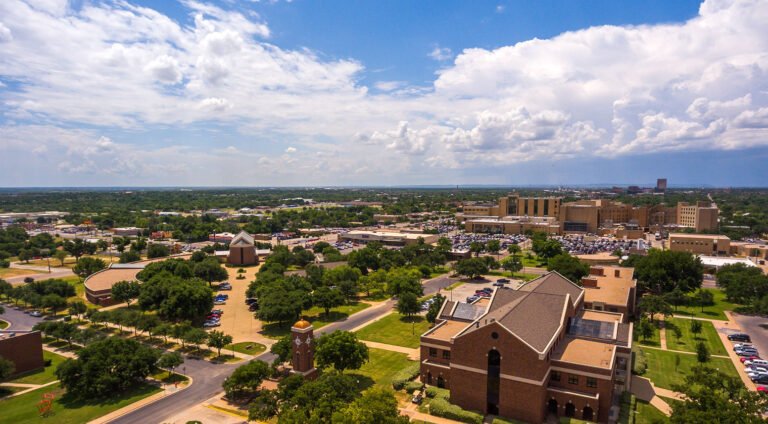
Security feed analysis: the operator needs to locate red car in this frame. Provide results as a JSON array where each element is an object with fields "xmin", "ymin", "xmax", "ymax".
[
  {"xmin": 757, "ymin": 386, "xmax": 767, "ymax": 393},
  {"xmin": 741, "ymin": 355, "xmax": 760, "ymax": 363},
  {"xmin": 206, "ymin": 313, "xmax": 221, "ymax": 320}
]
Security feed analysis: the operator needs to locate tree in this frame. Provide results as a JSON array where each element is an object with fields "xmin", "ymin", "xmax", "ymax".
[
  {"xmin": 183, "ymin": 328, "xmax": 208, "ymax": 354},
  {"xmin": 0, "ymin": 356, "xmax": 15, "ymax": 381},
  {"xmin": 670, "ymin": 365, "xmax": 768, "ymax": 423},
  {"xmin": 207, "ymin": 330, "xmax": 233, "ymax": 358},
  {"xmin": 18, "ymin": 248, "xmax": 33, "ymax": 263},
  {"xmin": 501, "ymin": 255, "xmax": 522, "ymax": 274},
  {"xmin": 72, "ymin": 256, "xmax": 106, "ymax": 279},
  {"xmin": 223, "ymin": 360, "xmax": 270, "ymax": 400},
  {"xmin": 55, "ymin": 338, "xmax": 159, "ymax": 398},
  {"xmin": 638, "ymin": 318, "xmax": 655, "ymax": 342},
  {"xmin": 313, "ymin": 286, "xmax": 344, "ymax": 316},
  {"xmin": 665, "ymin": 287, "xmax": 687, "ymax": 312},
  {"xmin": 315, "ymin": 331, "xmax": 369, "ymax": 372},
  {"xmin": 533, "ymin": 239, "xmax": 563, "ymax": 260},
  {"xmin": 138, "ymin": 314, "xmax": 161, "ymax": 339},
  {"xmin": 270, "ymin": 335, "xmax": 292, "ymax": 363},
  {"xmin": 193, "ymin": 257, "xmax": 229, "ymax": 287},
  {"xmin": 322, "ymin": 265, "xmax": 362, "ymax": 303},
  {"xmin": 426, "ymin": 294, "xmax": 445, "ymax": 324},
  {"xmin": 157, "ymin": 352, "xmax": 184, "ymax": 379},
  {"xmin": 690, "ymin": 320, "xmax": 702, "ymax": 339},
  {"xmin": 672, "ymin": 325, "xmax": 682, "ymax": 341},
  {"xmin": 386, "ymin": 268, "xmax": 423, "ymax": 297},
  {"xmin": 119, "ymin": 251, "xmax": 141, "ymax": 263},
  {"xmin": 696, "ymin": 342, "xmax": 710, "ymax": 363},
  {"xmin": 312, "ymin": 241, "xmax": 331, "ymax": 253},
  {"xmin": 154, "ymin": 323, "xmax": 173, "ymax": 345},
  {"xmin": 716, "ymin": 263, "xmax": 768, "ymax": 304},
  {"xmin": 632, "ymin": 249, "xmax": 703, "ymax": 294},
  {"xmin": 138, "ymin": 273, "xmax": 213, "ymax": 323},
  {"xmin": 111, "ymin": 280, "xmax": 141, "ymax": 306},
  {"xmin": 695, "ymin": 289, "xmax": 714, "ymax": 313},
  {"xmin": 347, "ymin": 248, "xmax": 380, "ymax": 275},
  {"xmin": 455, "ymin": 257, "xmax": 488, "ymax": 279},
  {"xmin": 249, "ymin": 389, "xmax": 280, "ymax": 421},
  {"xmin": 68, "ymin": 300, "xmax": 87, "ymax": 320},
  {"xmin": 546, "ymin": 253, "xmax": 589, "ymax": 283},
  {"xmin": 486, "ymin": 240, "xmax": 501, "ymax": 258},
  {"xmin": 279, "ymin": 371, "xmax": 359, "ymax": 423},
  {"xmin": 53, "ymin": 250, "xmax": 69, "ymax": 266},
  {"xmin": 0, "ymin": 279, "xmax": 11, "ymax": 301},
  {"xmin": 333, "ymin": 387, "xmax": 410, "ymax": 424},
  {"xmin": 147, "ymin": 243, "xmax": 170, "ymax": 259},
  {"xmin": 257, "ymin": 286, "xmax": 308, "ymax": 325},
  {"xmin": 638, "ymin": 295, "xmax": 672, "ymax": 324},
  {"xmin": 469, "ymin": 242, "xmax": 484, "ymax": 257},
  {"xmin": 42, "ymin": 293, "xmax": 67, "ymax": 316},
  {"xmin": 507, "ymin": 244, "xmax": 522, "ymax": 256},
  {"xmin": 63, "ymin": 239, "xmax": 96, "ymax": 261},
  {"xmin": 396, "ymin": 292, "xmax": 420, "ymax": 319}
]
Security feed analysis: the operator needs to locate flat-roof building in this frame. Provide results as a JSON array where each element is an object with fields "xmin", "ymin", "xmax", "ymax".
[
  {"xmin": 581, "ymin": 266, "xmax": 637, "ymax": 321},
  {"xmin": 676, "ymin": 201, "xmax": 719, "ymax": 233},
  {"xmin": 420, "ymin": 272, "xmax": 633, "ymax": 423},
  {"xmin": 339, "ymin": 230, "xmax": 439, "ymax": 246},
  {"xmin": 668, "ymin": 233, "xmax": 730, "ymax": 255}
]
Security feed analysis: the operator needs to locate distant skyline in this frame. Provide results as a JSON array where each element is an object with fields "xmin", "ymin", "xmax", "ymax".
[{"xmin": 1, "ymin": 0, "xmax": 767, "ymax": 187}]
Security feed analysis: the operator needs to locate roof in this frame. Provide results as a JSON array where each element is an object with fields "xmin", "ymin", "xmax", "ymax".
[
  {"xmin": 518, "ymin": 272, "xmax": 583, "ymax": 307},
  {"xmin": 583, "ymin": 267, "xmax": 635, "ymax": 306},
  {"xmin": 423, "ymin": 320, "xmax": 471, "ymax": 342},
  {"xmin": 230, "ymin": 231, "xmax": 255, "ymax": 247},
  {"xmin": 669, "ymin": 233, "xmax": 730, "ymax": 240},
  {"xmin": 292, "ymin": 319, "xmax": 312, "ymax": 329},
  {"xmin": 698, "ymin": 256, "xmax": 756, "ymax": 268},
  {"xmin": 551, "ymin": 337, "xmax": 615, "ymax": 369},
  {"xmin": 84, "ymin": 267, "xmax": 142, "ymax": 292}
]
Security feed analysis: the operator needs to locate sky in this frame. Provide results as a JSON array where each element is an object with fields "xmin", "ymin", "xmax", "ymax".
[{"xmin": 1, "ymin": 0, "xmax": 767, "ymax": 187}]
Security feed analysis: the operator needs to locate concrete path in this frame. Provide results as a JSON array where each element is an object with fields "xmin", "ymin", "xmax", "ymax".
[
  {"xmin": 362, "ymin": 340, "xmax": 419, "ymax": 360},
  {"xmin": 659, "ymin": 321, "xmax": 668, "ymax": 350},
  {"xmin": 5, "ymin": 267, "xmax": 74, "ymax": 285},
  {"xmin": 630, "ymin": 375, "xmax": 674, "ymax": 416},
  {"xmin": 2, "ymin": 380, "xmax": 60, "ymax": 399},
  {"xmin": 639, "ymin": 344, "xmax": 730, "ymax": 359},
  {"xmin": 400, "ymin": 402, "xmax": 464, "ymax": 424}
]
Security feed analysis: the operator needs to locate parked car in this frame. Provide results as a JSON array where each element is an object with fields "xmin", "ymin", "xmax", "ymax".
[
  {"xmin": 477, "ymin": 291, "xmax": 491, "ymax": 298},
  {"xmin": 248, "ymin": 303, "xmax": 259, "ymax": 311},
  {"xmin": 215, "ymin": 294, "xmax": 229, "ymax": 300},
  {"xmin": 497, "ymin": 278, "xmax": 510, "ymax": 283},
  {"xmin": 218, "ymin": 285, "xmax": 232, "ymax": 291},
  {"xmin": 466, "ymin": 295, "xmax": 479, "ymax": 303},
  {"xmin": 245, "ymin": 298, "xmax": 258, "ymax": 305},
  {"xmin": 203, "ymin": 320, "xmax": 220, "ymax": 328},
  {"xmin": 745, "ymin": 359, "xmax": 768, "ymax": 367},
  {"xmin": 741, "ymin": 355, "xmax": 760, "ymax": 363},
  {"xmin": 728, "ymin": 333, "xmax": 752, "ymax": 342},
  {"xmin": 30, "ymin": 310, "xmax": 42, "ymax": 317},
  {"xmin": 757, "ymin": 385, "xmax": 768, "ymax": 393},
  {"xmin": 411, "ymin": 390, "xmax": 423, "ymax": 405},
  {"xmin": 214, "ymin": 299, "xmax": 226, "ymax": 305},
  {"xmin": 734, "ymin": 343, "xmax": 755, "ymax": 350},
  {"xmin": 736, "ymin": 346, "xmax": 759, "ymax": 353},
  {"xmin": 754, "ymin": 374, "xmax": 768, "ymax": 385},
  {"xmin": 211, "ymin": 309, "xmax": 224, "ymax": 315},
  {"xmin": 493, "ymin": 281, "xmax": 505, "ymax": 287},
  {"xmin": 745, "ymin": 366, "xmax": 768, "ymax": 374},
  {"xmin": 736, "ymin": 348, "xmax": 759, "ymax": 356}
]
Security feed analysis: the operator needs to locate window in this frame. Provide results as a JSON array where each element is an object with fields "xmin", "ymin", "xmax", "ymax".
[
  {"xmin": 491, "ymin": 332, "xmax": 499, "ymax": 339},
  {"xmin": 586, "ymin": 377, "xmax": 597, "ymax": 388},
  {"xmin": 568, "ymin": 375, "xmax": 579, "ymax": 385},
  {"xmin": 551, "ymin": 371, "xmax": 561, "ymax": 382},
  {"xmin": 442, "ymin": 350, "xmax": 451, "ymax": 360},
  {"xmin": 429, "ymin": 348, "xmax": 437, "ymax": 357}
]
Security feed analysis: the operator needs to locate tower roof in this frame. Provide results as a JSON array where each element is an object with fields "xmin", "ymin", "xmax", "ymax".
[{"xmin": 293, "ymin": 319, "xmax": 312, "ymax": 329}]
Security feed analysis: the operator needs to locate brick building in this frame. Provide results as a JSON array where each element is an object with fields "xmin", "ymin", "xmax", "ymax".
[
  {"xmin": 420, "ymin": 272, "xmax": 633, "ymax": 423},
  {"xmin": 0, "ymin": 331, "xmax": 45, "ymax": 376}
]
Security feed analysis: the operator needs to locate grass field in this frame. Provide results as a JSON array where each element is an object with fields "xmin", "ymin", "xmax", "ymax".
[
  {"xmin": 0, "ymin": 268, "xmax": 38, "ymax": 278},
  {"xmin": 638, "ymin": 347, "xmax": 739, "ymax": 390},
  {"xmin": 356, "ymin": 313, "xmax": 431, "ymax": 348},
  {"xmin": 261, "ymin": 301, "xmax": 370, "ymax": 338},
  {"xmin": 618, "ymin": 392, "xmax": 670, "ymax": 424},
  {"xmin": 224, "ymin": 341, "xmax": 267, "ymax": 355},
  {"xmin": 8, "ymin": 350, "xmax": 68, "ymax": 385},
  {"xmin": 0, "ymin": 382, "xmax": 160, "ymax": 424},
  {"xmin": 675, "ymin": 289, "xmax": 740, "ymax": 320},
  {"xmin": 348, "ymin": 348, "xmax": 416, "ymax": 390},
  {"xmin": 444, "ymin": 281, "xmax": 464, "ymax": 291},
  {"xmin": 0, "ymin": 319, "xmax": 8, "ymax": 329},
  {"xmin": 665, "ymin": 318, "xmax": 728, "ymax": 356},
  {"xmin": 634, "ymin": 320, "xmax": 662, "ymax": 347}
]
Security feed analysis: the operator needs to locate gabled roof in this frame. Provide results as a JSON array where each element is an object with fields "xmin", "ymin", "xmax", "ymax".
[
  {"xmin": 230, "ymin": 230, "xmax": 255, "ymax": 247},
  {"xmin": 518, "ymin": 271, "xmax": 583, "ymax": 307}
]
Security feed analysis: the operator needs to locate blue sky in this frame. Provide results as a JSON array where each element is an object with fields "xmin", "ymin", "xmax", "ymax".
[{"xmin": 1, "ymin": 0, "xmax": 767, "ymax": 186}]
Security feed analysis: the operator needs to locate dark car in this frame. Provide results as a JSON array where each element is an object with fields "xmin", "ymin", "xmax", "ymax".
[
  {"xmin": 729, "ymin": 333, "xmax": 752, "ymax": 342},
  {"xmin": 754, "ymin": 375, "xmax": 768, "ymax": 385},
  {"xmin": 497, "ymin": 278, "xmax": 510, "ymax": 283},
  {"xmin": 245, "ymin": 298, "xmax": 258, "ymax": 305},
  {"xmin": 249, "ymin": 303, "xmax": 259, "ymax": 311}
]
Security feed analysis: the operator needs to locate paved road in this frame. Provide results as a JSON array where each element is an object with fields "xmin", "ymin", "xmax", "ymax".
[
  {"xmin": 0, "ymin": 303, "xmax": 44, "ymax": 331},
  {"xmin": 4, "ymin": 268, "xmax": 75, "ymax": 285},
  {"xmin": 731, "ymin": 313, "xmax": 768, "ymax": 361}
]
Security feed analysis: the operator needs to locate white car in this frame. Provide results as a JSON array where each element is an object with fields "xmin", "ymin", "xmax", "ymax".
[
  {"xmin": 734, "ymin": 343, "xmax": 754, "ymax": 350},
  {"xmin": 30, "ymin": 311, "xmax": 42, "ymax": 317},
  {"xmin": 203, "ymin": 321, "xmax": 220, "ymax": 327},
  {"xmin": 745, "ymin": 366, "xmax": 768, "ymax": 374}
]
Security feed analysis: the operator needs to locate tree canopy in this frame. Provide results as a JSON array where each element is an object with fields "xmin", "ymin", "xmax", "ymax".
[
  {"xmin": 627, "ymin": 249, "xmax": 703, "ymax": 294},
  {"xmin": 315, "ymin": 331, "xmax": 369, "ymax": 372}
]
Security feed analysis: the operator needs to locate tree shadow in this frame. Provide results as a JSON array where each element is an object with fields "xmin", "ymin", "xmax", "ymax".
[
  {"xmin": 58, "ymin": 383, "xmax": 157, "ymax": 408},
  {"xmin": 399, "ymin": 316, "xmax": 425, "ymax": 324},
  {"xmin": 345, "ymin": 373, "xmax": 376, "ymax": 391}
]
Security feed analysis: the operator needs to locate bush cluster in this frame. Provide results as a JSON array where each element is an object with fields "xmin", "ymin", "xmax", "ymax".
[
  {"xmin": 391, "ymin": 361, "xmax": 420, "ymax": 390},
  {"xmin": 428, "ymin": 398, "xmax": 484, "ymax": 424}
]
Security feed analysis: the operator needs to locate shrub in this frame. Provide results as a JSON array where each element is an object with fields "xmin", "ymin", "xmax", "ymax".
[
  {"xmin": 391, "ymin": 361, "xmax": 420, "ymax": 390},
  {"xmin": 429, "ymin": 398, "xmax": 484, "ymax": 424},
  {"xmin": 633, "ymin": 349, "xmax": 647, "ymax": 375},
  {"xmin": 404, "ymin": 380, "xmax": 423, "ymax": 394},
  {"xmin": 425, "ymin": 386, "xmax": 450, "ymax": 400},
  {"xmin": 238, "ymin": 268, "xmax": 245, "ymax": 273}
]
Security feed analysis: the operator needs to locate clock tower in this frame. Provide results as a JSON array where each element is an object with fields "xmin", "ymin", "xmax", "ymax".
[{"xmin": 290, "ymin": 319, "xmax": 318, "ymax": 379}]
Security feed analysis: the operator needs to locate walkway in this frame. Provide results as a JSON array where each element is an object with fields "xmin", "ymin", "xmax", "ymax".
[
  {"xmin": 639, "ymin": 344, "xmax": 730, "ymax": 359},
  {"xmin": 400, "ymin": 402, "xmax": 464, "ymax": 424},
  {"xmin": 362, "ymin": 340, "xmax": 419, "ymax": 360},
  {"xmin": 630, "ymin": 375, "xmax": 679, "ymax": 416}
]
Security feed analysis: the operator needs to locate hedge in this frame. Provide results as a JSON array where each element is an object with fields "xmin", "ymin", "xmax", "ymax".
[
  {"xmin": 425, "ymin": 386, "xmax": 450, "ymax": 400},
  {"xmin": 404, "ymin": 381, "xmax": 424, "ymax": 394},
  {"xmin": 429, "ymin": 398, "xmax": 484, "ymax": 424},
  {"xmin": 391, "ymin": 362, "xmax": 420, "ymax": 390}
]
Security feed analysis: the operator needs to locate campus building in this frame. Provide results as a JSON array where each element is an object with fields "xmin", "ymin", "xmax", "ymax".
[
  {"xmin": 227, "ymin": 231, "xmax": 259, "ymax": 266},
  {"xmin": 339, "ymin": 230, "xmax": 439, "ymax": 246},
  {"xmin": 420, "ymin": 272, "xmax": 633, "ymax": 423},
  {"xmin": 0, "ymin": 331, "xmax": 45, "ymax": 376},
  {"xmin": 581, "ymin": 266, "xmax": 637, "ymax": 322},
  {"xmin": 676, "ymin": 202, "xmax": 719, "ymax": 232},
  {"xmin": 457, "ymin": 195, "xmax": 562, "ymax": 222},
  {"xmin": 84, "ymin": 263, "xmax": 145, "ymax": 305},
  {"xmin": 668, "ymin": 233, "xmax": 730, "ymax": 255}
]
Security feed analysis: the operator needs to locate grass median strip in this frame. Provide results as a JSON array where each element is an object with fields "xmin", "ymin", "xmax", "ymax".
[{"xmin": 665, "ymin": 317, "xmax": 728, "ymax": 356}]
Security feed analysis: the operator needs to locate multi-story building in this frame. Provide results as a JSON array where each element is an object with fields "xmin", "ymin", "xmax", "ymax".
[
  {"xmin": 420, "ymin": 272, "xmax": 633, "ymax": 423},
  {"xmin": 668, "ymin": 233, "xmax": 730, "ymax": 255},
  {"xmin": 676, "ymin": 202, "xmax": 719, "ymax": 232},
  {"xmin": 655, "ymin": 178, "xmax": 667, "ymax": 193},
  {"xmin": 581, "ymin": 266, "xmax": 637, "ymax": 321}
]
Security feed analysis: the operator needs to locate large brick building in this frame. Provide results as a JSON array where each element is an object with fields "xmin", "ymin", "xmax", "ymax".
[{"xmin": 420, "ymin": 272, "xmax": 633, "ymax": 423}]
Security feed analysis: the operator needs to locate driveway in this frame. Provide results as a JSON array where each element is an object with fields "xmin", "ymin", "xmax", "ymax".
[
  {"xmin": 730, "ymin": 313, "xmax": 768, "ymax": 363},
  {"xmin": 211, "ymin": 265, "xmax": 273, "ymax": 346},
  {"xmin": 4, "ymin": 268, "xmax": 75, "ymax": 285},
  {"xmin": 0, "ymin": 303, "xmax": 44, "ymax": 331}
]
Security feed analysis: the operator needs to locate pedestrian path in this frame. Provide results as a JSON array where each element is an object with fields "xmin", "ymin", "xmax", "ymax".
[
  {"xmin": 630, "ymin": 375, "xmax": 676, "ymax": 416},
  {"xmin": 659, "ymin": 321, "xmax": 668, "ymax": 350},
  {"xmin": 639, "ymin": 344, "xmax": 729, "ymax": 359},
  {"xmin": 362, "ymin": 340, "xmax": 419, "ymax": 360}
]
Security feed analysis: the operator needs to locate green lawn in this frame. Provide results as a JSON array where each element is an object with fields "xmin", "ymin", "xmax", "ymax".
[
  {"xmin": 444, "ymin": 281, "xmax": 464, "ymax": 291},
  {"xmin": 224, "ymin": 341, "xmax": 267, "ymax": 355},
  {"xmin": 261, "ymin": 301, "xmax": 370, "ymax": 338},
  {"xmin": 618, "ymin": 392, "xmax": 670, "ymax": 424},
  {"xmin": 348, "ymin": 348, "xmax": 416, "ymax": 390},
  {"xmin": 665, "ymin": 318, "xmax": 728, "ymax": 356},
  {"xmin": 634, "ymin": 320, "xmax": 662, "ymax": 347},
  {"xmin": 9, "ymin": 350, "xmax": 68, "ymax": 385},
  {"xmin": 638, "ymin": 347, "xmax": 739, "ymax": 390},
  {"xmin": 0, "ymin": 382, "xmax": 161, "ymax": 424},
  {"xmin": 356, "ymin": 313, "xmax": 431, "ymax": 348},
  {"xmin": 675, "ymin": 289, "xmax": 740, "ymax": 320},
  {"xmin": 0, "ymin": 319, "xmax": 8, "ymax": 329}
]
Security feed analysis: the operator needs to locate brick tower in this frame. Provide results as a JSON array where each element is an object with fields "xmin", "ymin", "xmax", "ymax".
[{"xmin": 290, "ymin": 319, "xmax": 318, "ymax": 379}]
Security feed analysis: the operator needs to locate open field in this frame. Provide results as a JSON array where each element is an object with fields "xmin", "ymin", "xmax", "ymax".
[
  {"xmin": 0, "ymin": 268, "xmax": 38, "ymax": 278},
  {"xmin": 0, "ymin": 382, "xmax": 160, "ymax": 424},
  {"xmin": 348, "ymin": 348, "xmax": 416, "ymax": 390},
  {"xmin": 8, "ymin": 350, "xmax": 68, "ymax": 385},
  {"xmin": 638, "ymin": 347, "xmax": 739, "ymax": 390},
  {"xmin": 634, "ymin": 321, "xmax": 662, "ymax": 347},
  {"xmin": 356, "ymin": 313, "xmax": 431, "ymax": 348},
  {"xmin": 665, "ymin": 317, "xmax": 728, "ymax": 356},
  {"xmin": 224, "ymin": 341, "xmax": 267, "ymax": 355},
  {"xmin": 675, "ymin": 289, "xmax": 740, "ymax": 320}
]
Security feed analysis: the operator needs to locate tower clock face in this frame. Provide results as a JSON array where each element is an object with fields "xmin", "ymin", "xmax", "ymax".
[{"xmin": 294, "ymin": 336, "xmax": 302, "ymax": 346}]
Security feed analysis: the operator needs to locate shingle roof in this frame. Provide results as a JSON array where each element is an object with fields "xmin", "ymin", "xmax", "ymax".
[
  {"xmin": 518, "ymin": 272, "xmax": 583, "ymax": 306},
  {"xmin": 230, "ymin": 231, "xmax": 255, "ymax": 247}
]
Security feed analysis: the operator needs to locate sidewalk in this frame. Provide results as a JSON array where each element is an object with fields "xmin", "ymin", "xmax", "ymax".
[
  {"xmin": 362, "ymin": 340, "xmax": 419, "ymax": 360},
  {"xmin": 400, "ymin": 402, "xmax": 464, "ymax": 424},
  {"xmin": 630, "ymin": 375, "xmax": 677, "ymax": 416}
]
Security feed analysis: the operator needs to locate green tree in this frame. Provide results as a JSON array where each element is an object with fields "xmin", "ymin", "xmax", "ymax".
[
  {"xmin": 695, "ymin": 289, "xmax": 714, "ymax": 313},
  {"xmin": 193, "ymin": 257, "xmax": 229, "ymax": 287},
  {"xmin": 111, "ymin": 280, "xmax": 141, "ymax": 306},
  {"xmin": 469, "ymin": 242, "xmax": 484, "ymax": 257},
  {"xmin": 315, "ymin": 331, "xmax": 369, "ymax": 372},
  {"xmin": 690, "ymin": 320, "xmax": 702, "ymax": 339},
  {"xmin": 249, "ymin": 389, "xmax": 280, "ymax": 421},
  {"xmin": 207, "ymin": 330, "xmax": 233, "ymax": 358},
  {"xmin": 119, "ymin": 251, "xmax": 141, "ymax": 263},
  {"xmin": 396, "ymin": 292, "xmax": 420, "ymax": 319},
  {"xmin": 138, "ymin": 273, "xmax": 213, "ymax": 323},
  {"xmin": 53, "ymin": 250, "xmax": 69, "ymax": 266},
  {"xmin": 638, "ymin": 318, "xmax": 655, "ymax": 341},
  {"xmin": 486, "ymin": 240, "xmax": 501, "ymax": 258},
  {"xmin": 546, "ymin": 253, "xmax": 589, "ymax": 283},
  {"xmin": 455, "ymin": 257, "xmax": 488, "ymax": 279},
  {"xmin": 632, "ymin": 249, "xmax": 704, "ymax": 294},
  {"xmin": 638, "ymin": 294, "xmax": 673, "ymax": 324},
  {"xmin": 533, "ymin": 239, "xmax": 563, "ymax": 260},
  {"xmin": 157, "ymin": 352, "xmax": 184, "ymax": 379},
  {"xmin": 313, "ymin": 286, "xmax": 344, "ymax": 317},
  {"xmin": 279, "ymin": 371, "xmax": 359, "ymax": 423},
  {"xmin": 146, "ymin": 243, "xmax": 170, "ymax": 259},
  {"xmin": 670, "ymin": 365, "xmax": 768, "ymax": 423},
  {"xmin": 696, "ymin": 342, "xmax": 710, "ymax": 363},
  {"xmin": 716, "ymin": 263, "xmax": 768, "ymax": 304},
  {"xmin": 72, "ymin": 256, "xmax": 107, "ymax": 279},
  {"xmin": 42, "ymin": 293, "xmax": 67, "ymax": 316},
  {"xmin": 183, "ymin": 328, "xmax": 208, "ymax": 354},
  {"xmin": 333, "ymin": 387, "xmax": 410, "ymax": 424},
  {"xmin": 501, "ymin": 255, "xmax": 522, "ymax": 274},
  {"xmin": 665, "ymin": 287, "xmax": 687, "ymax": 312},
  {"xmin": 223, "ymin": 360, "xmax": 270, "ymax": 400},
  {"xmin": 68, "ymin": 300, "xmax": 87, "ymax": 320},
  {"xmin": 386, "ymin": 268, "xmax": 423, "ymax": 297},
  {"xmin": 270, "ymin": 335, "xmax": 292, "ymax": 363},
  {"xmin": 63, "ymin": 239, "xmax": 96, "ymax": 261},
  {"xmin": 426, "ymin": 294, "xmax": 445, "ymax": 324},
  {"xmin": 18, "ymin": 248, "xmax": 33, "ymax": 263},
  {"xmin": 507, "ymin": 244, "xmax": 522, "ymax": 256},
  {"xmin": 55, "ymin": 338, "xmax": 159, "ymax": 398}
]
